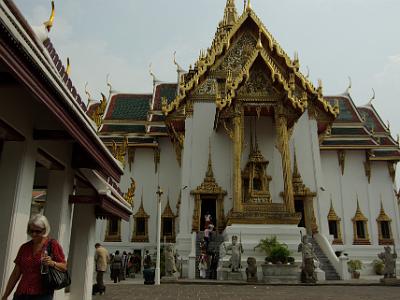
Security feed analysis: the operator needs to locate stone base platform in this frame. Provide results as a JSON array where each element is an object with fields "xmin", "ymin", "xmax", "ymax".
[{"xmin": 380, "ymin": 278, "xmax": 400, "ymax": 285}]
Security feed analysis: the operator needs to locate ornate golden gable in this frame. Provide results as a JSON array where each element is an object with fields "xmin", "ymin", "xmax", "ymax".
[{"xmin": 162, "ymin": 1, "xmax": 338, "ymax": 119}]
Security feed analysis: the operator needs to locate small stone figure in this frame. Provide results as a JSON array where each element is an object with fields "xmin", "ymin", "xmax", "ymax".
[
  {"xmin": 378, "ymin": 246, "xmax": 397, "ymax": 279},
  {"xmin": 298, "ymin": 235, "xmax": 317, "ymax": 283},
  {"xmin": 164, "ymin": 244, "xmax": 177, "ymax": 276},
  {"xmin": 246, "ymin": 257, "xmax": 258, "ymax": 282},
  {"xmin": 224, "ymin": 235, "xmax": 243, "ymax": 272}
]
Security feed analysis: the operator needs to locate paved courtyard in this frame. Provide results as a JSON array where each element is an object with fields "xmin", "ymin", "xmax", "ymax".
[{"xmin": 93, "ymin": 283, "xmax": 400, "ymax": 300}]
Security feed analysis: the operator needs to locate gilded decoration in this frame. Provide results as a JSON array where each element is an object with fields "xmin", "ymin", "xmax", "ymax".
[
  {"xmin": 111, "ymin": 137, "xmax": 128, "ymax": 165},
  {"xmin": 215, "ymin": 31, "xmax": 256, "ymax": 72},
  {"xmin": 242, "ymin": 123, "xmax": 272, "ymax": 205},
  {"xmin": 351, "ymin": 197, "xmax": 370, "ymax": 245},
  {"xmin": 191, "ymin": 143, "xmax": 226, "ymax": 233},
  {"xmin": 327, "ymin": 196, "xmax": 343, "ymax": 244},
  {"xmin": 123, "ymin": 177, "xmax": 135, "ymax": 207},
  {"xmin": 162, "ymin": 4, "xmax": 338, "ymax": 118},
  {"xmin": 337, "ymin": 150, "xmax": 345, "ymax": 175},
  {"xmin": 131, "ymin": 193, "xmax": 150, "ymax": 242},
  {"xmin": 237, "ymin": 65, "xmax": 280, "ymax": 98},
  {"xmin": 195, "ymin": 78, "xmax": 216, "ymax": 96},
  {"xmin": 161, "ymin": 195, "xmax": 176, "ymax": 243},
  {"xmin": 104, "ymin": 218, "xmax": 121, "ymax": 242},
  {"xmin": 376, "ymin": 199, "xmax": 393, "ymax": 245}
]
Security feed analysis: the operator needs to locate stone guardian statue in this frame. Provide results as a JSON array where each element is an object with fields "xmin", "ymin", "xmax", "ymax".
[
  {"xmin": 378, "ymin": 246, "xmax": 397, "ymax": 279},
  {"xmin": 224, "ymin": 235, "xmax": 243, "ymax": 272},
  {"xmin": 298, "ymin": 235, "xmax": 317, "ymax": 283}
]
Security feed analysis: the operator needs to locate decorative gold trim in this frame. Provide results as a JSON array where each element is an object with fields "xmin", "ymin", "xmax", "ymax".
[
  {"xmin": 161, "ymin": 194, "xmax": 176, "ymax": 243},
  {"xmin": 104, "ymin": 218, "xmax": 121, "ymax": 242},
  {"xmin": 191, "ymin": 143, "xmax": 226, "ymax": 232},
  {"xmin": 131, "ymin": 193, "xmax": 150, "ymax": 242},
  {"xmin": 337, "ymin": 150, "xmax": 345, "ymax": 175},
  {"xmin": 123, "ymin": 177, "xmax": 135, "ymax": 207},
  {"xmin": 91, "ymin": 93, "xmax": 108, "ymax": 130},
  {"xmin": 43, "ymin": 1, "xmax": 55, "ymax": 32},
  {"xmin": 376, "ymin": 198, "xmax": 393, "ymax": 245},
  {"xmin": 351, "ymin": 196, "xmax": 370, "ymax": 245},
  {"xmin": 111, "ymin": 137, "xmax": 128, "ymax": 165},
  {"xmin": 327, "ymin": 195, "xmax": 343, "ymax": 244}
]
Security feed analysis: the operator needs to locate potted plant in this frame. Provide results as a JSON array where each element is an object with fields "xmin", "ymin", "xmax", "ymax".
[
  {"xmin": 372, "ymin": 259, "xmax": 384, "ymax": 275},
  {"xmin": 347, "ymin": 259, "xmax": 363, "ymax": 279},
  {"xmin": 254, "ymin": 236, "xmax": 299, "ymax": 282}
]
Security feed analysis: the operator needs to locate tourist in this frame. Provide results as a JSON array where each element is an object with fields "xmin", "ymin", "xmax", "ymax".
[
  {"xmin": 204, "ymin": 212, "xmax": 212, "ymax": 229},
  {"xmin": 1, "ymin": 214, "xmax": 67, "ymax": 300},
  {"xmin": 198, "ymin": 253, "xmax": 208, "ymax": 279},
  {"xmin": 204, "ymin": 224, "xmax": 214, "ymax": 250},
  {"xmin": 121, "ymin": 251, "xmax": 128, "ymax": 280},
  {"xmin": 94, "ymin": 243, "xmax": 109, "ymax": 294},
  {"xmin": 143, "ymin": 250, "xmax": 152, "ymax": 269},
  {"xmin": 111, "ymin": 250, "xmax": 123, "ymax": 283}
]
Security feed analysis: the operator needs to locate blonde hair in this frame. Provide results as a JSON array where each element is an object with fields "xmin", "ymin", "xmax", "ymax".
[{"xmin": 27, "ymin": 214, "xmax": 50, "ymax": 237}]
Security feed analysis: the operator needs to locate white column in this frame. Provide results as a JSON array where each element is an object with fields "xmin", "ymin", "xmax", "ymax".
[
  {"xmin": 45, "ymin": 168, "xmax": 74, "ymax": 254},
  {"xmin": 68, "ymin": 204, "xmax": 96, "ymax": 300},
  {"xmin": 155, "ymin": 187, "xmax": 162, "ymax": 285},
  {"xmin": 0, "ymin": 140, "xmax": 36, "ymax": 295}
]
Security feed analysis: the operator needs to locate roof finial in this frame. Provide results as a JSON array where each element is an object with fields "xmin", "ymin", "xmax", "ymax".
[
  {"xmin": 105, "ymin": 74, "xmax": 111, "ymax": 94},
  {"xmin": 293, "ymin": 51, "xmax": 299, "ymax": 70},
  {"xmin": 43, "ymin": 1, "xmax": 55, "ymax": 32},
  {"xmin": 367, "ymin": 88, "xmax": 375, "ymax": 106},
  {"xmin": 246, "ymin": 0, "xmax": 252, "ymax": 12},
  {"xmin": 149, "ymin": 63, "xmax": 160, "ymax": 87},
  {"xmin": 173, "ymin": 51, "xmax": 185, "ymax": 73},
  {"xmin": 345, "ymin": 76, "xmax": 352, "ymax": 93},
  {"xmin": 306, "ymin": 66, "xmax": 310, "ymax": 79},
  {"xmin": 317, "ymin": 79, "xmax": 323, "ymax": 97},
  {"xmin": 66, "ymin": 58, "xmax": 71, "ymax": 76},
  {"xmin": 84, "ymin": 82, "xmax": 91, "ymax": 103}
]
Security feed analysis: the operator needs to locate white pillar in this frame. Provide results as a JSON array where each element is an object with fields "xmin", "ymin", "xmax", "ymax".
[
  {"xmin": 68, "ymin": 204, "xmax": 96, "ymax": 300},
  {"xmin": 45, "ymin": 168, "xmax": 74, "ymax": 254},
  {"xmin": 0, "ymin": 140, "xmax": 36, "ymax": 295}
]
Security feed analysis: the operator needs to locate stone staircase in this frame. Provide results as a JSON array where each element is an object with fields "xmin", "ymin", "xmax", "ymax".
[
  {"xmin": 308, "ymin": 236, "xmax": 340, "ymax": 280},
  {"xmin": 195, "ymin": 231, "xmax": 225, "ymax": 279}
]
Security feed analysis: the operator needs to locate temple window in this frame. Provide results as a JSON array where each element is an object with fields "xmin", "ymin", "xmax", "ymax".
[
  {"xmin": 161, "ymin": 196, "xmax": 176, "ymax": 243},
  {"xmin": 131, "ymin": 194, "xmax": 150, "ymax": 242},
  {"xmin": 104, "ymin": 218, "xmax": 122, "ymax": 242},
  {"xmin": 376, "ymin": 201, "xmax": 393, "ymax": 245},
  {"xmin": 351, "ymin": 198, "xmax": 370, "ymax": 245},
  {"xmin": 327, "ymin": 198, "xmax": 343, "ymax": 244}
]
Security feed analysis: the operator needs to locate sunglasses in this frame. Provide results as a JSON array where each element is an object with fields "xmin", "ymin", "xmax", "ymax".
[{"xmin": 29, "ymin": 228, "xmax": 44, "ymax": 234}]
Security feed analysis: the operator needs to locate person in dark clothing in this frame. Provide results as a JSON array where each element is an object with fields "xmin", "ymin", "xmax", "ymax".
[{"xmin": 111, "ymin": 250, "xmax": 122, "ymax": 283}]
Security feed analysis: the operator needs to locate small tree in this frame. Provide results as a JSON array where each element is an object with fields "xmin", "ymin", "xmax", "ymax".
[
  {"xmin": 254, "ymin": 235, "xmax": 292, "ymax": 264},
  {"xmin": 254, "ymin": 236, "xmax": 280, "ymax": 257}
]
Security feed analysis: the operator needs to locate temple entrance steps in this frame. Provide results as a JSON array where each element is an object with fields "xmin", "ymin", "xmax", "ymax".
[
  {"xmin": 308, "ymin": 236, "xmax": 340, "ymax": 280},
  {"xmin": 195, "ymin": 231, "xmax": 225, "ymax": 279}
]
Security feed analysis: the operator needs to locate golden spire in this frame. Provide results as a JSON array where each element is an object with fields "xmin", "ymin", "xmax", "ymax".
[
  {"xmin": 43, "ymin": 1, "xmax": 55, "ymax": 32},
  {"xmin": 222, "ymin": 0, "xmax": 238, "ymax": 27},
  {"xmin": 66, "ymin": 58, "xmax": 71, "ymax": 76},
  {"xmin": 246, "ymin": 0, "xmax": 252, "ymax": 12},
  {"xmin": 327, "ymin": 194, "xmax": 340, "ymax": 220},
  {"xmin": 377, "ymin": 195, "xmax": 391, "ymax": 221}
]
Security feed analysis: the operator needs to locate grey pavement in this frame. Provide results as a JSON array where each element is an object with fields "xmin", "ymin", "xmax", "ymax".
[{"xmin": 93, "ymin": 276, "xmax": 400, "ymax": 300}]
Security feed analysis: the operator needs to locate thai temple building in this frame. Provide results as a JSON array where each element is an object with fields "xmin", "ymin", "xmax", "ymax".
[
  {"xmin": 1, "ymin": 0, "xmax": 399, "ymax": 293},
  {"xmin": 91, "ymin": 0, "xmax": 400, "ymax": 280}
]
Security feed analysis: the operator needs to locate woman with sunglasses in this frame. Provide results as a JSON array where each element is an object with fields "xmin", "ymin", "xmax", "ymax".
[{"xmin": 1, "ymin": 214, "xmax": 67, "ymax": 300}]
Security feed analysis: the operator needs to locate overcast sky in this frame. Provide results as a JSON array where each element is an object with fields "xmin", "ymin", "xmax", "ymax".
[{"xmin": 14, "ymin": 0, "xmax": 400, "ymax": 137}]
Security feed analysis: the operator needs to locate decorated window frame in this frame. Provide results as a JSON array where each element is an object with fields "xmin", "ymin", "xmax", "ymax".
[
  {"xmin": 104, "ymin": 218, "xmax": 122, "ymax": 242},
  {"xmin": 131, "ymin": 195, "xmax": 150, "ymax": 242},
  {"xmin": 376, "ymin": 201, "xmax": 393, "ymax": 245},
  {"xmin": 351, "ymin": 199, "xmax": 370, "ymax": 245},
  {"xmin": 327, "ymin": 198, "xmax": 343, "ymax": 244},
  {"xmin": 161, "ymin": 196, "xmax": 176, "ymax": 243}
]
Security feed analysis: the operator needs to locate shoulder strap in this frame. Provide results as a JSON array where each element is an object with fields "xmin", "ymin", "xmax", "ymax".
[{"xmin": 46, "ymin": 239, "xmax": 54, "ymax": 257}]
